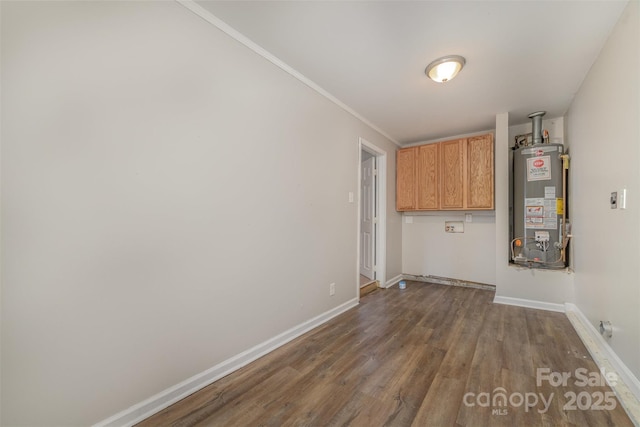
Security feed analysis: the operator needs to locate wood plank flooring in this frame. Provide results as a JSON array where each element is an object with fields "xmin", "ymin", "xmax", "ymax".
[
  {"xmin": 359, "ymin": 280, "xmax": 378, "ymax": 298},
  {"xmin": 359, "ymin": 274, "xmax": 374, "ymax": 288},
  {"xmin": 137, "ymin": 281, "xmax": 633, "ymax": 427}
]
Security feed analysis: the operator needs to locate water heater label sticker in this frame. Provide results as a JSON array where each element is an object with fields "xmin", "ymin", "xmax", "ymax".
[
  {"xmin": 545, "ymin": 186, "xmax": 556, "ymax": 199},
  {"xmin": 527, "ymin": 156, "xmax": 551, "ymax": 181},
  {"xmin": 525, "ymin": 198, "xmax": 558, "ymax": 229},
  {"xmin": 544, "ymin": 199, "xmax": 558, "ymax": 229},
  {"xmin": 525, "ymin": 200, "xmax": 544, "ymax": 228}
]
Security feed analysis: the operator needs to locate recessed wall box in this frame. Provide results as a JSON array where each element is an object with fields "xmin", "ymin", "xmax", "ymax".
[{"xmin": 445, "ymin": 221, "xmax": 464, "ymax": 233}]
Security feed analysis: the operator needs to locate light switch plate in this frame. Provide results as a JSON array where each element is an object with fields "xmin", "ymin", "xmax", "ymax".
[{"xmin": 619, "ymin": 188, "xmax": 627, "ymax": 209}]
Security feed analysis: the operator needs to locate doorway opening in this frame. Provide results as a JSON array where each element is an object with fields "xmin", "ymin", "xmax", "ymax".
[{"xmin": 357, "ymin": 138, "xmax": 387, "ymax": 299}]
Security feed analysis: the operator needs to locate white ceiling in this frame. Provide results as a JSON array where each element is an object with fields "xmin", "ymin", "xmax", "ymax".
[{"xmin": 196, "ymin": 1, "xmax": 627, "ymax": 145}]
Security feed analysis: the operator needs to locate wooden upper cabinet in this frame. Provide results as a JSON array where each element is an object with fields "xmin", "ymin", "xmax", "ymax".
[
  {"xmin": 440, "ymin": 139, "xmax": 465, "ymax": 209},
  {"xmin": 396, "ymin": 144, "xmax": 439, "ymax": 211},
  {"xmin": 396, "ymin": 147, "xmax": 417, "ymax": 210},
  {"xmin": 417, "ymin": 144, "xmax": 439, "ymax": 209},
  {"xmin": 467, "ymin": 134, "xmax": 494, "ymax": 209},
  {"xmin": 395, "ymin": 133, "xmax": 494, "ymax": 211}
]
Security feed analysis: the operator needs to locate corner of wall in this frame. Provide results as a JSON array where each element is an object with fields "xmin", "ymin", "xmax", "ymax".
[{"xmin": 494, "ymin": 112, "xmax": 510, "ymax": 293}]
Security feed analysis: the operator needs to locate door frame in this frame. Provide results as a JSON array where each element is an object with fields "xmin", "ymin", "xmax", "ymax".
[{"xmin": 357, "ymin": 137, "xmax": 387, "ymax": 300}]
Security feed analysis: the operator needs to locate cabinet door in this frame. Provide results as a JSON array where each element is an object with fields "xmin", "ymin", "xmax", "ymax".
[
  {"xmin": 396, "ymin": 147, "xmax": 417, "ymax": 211},
  {"xmin": 467, "ymin": 134, "xmax": 494, "ymax": 209},
  {"xmin": 440, "ymin": 139, "xmax": 465, "ymax": 209},
  {"xmin": 417, "ymin": 143, "xmax": 439, "ymax": 209}
]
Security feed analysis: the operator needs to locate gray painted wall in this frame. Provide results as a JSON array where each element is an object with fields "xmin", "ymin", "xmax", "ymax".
[
  {"xmin": 566, "ymin": 0, "xmax": 640, "ymax": 378},
  {"xmin": 0, "ymin": 2, "xmax": 401, "ymax": 424}
]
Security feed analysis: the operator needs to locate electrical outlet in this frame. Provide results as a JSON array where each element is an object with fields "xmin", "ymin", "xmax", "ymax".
[{"xmin": 329, "ymin": 283, "xmax": 335, "ymax": 296}]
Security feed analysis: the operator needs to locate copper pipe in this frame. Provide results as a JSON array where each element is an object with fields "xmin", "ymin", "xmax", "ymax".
[{"xmin": 560, "ymin": 154, "xmax": 570, "ymax": 263}]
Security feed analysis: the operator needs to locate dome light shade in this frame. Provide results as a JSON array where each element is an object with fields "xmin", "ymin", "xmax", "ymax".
[{"xmin": 425, "ymin": 55, "xmax": 466, "ymax": 83}]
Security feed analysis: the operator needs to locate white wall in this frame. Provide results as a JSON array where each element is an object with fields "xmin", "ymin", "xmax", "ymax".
[
  {"xmin": 402, "ymin": 212, "xmax": 496, "ymax": 285},
  {"xmin": 401, "ymin": 132, "xmax": 497, "ymax": 285},
  {"xmin": 0, "ymin": 1, "xmax": 401, "ymax": 425},
  {"xmin": 566, "ymin": 0, "xmax": 640, "ymax": 377},
  {"xmin": 385, "ymin": 161, "xmax": 404, "ymax": 283}
]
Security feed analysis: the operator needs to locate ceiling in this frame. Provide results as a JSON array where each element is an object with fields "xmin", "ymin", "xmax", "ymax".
[{"xmin": 195, "ymin": 1, "xmax": 628, "ymax": 145}]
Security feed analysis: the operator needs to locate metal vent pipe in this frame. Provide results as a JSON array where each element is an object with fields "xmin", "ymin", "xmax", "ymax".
[{"xmin": 528, "ymin": 111, "xmax": 546, "ymax": 145}]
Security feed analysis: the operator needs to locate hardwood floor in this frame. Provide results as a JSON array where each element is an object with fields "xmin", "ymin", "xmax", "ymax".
[
  {"xmin": 137, "ymin": 281, "xmax": 633, "ymax": 426},
  {"xmin": 359, "ymin": 280, "xmax": 378, "ymax": 298},
  {"xmin": 359, "ymin": 274, "xmax": 374, "ymax": 287}
]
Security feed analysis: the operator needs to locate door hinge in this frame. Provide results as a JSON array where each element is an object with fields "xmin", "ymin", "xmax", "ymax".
[{"xmin": 373, "ymin": 169, "xmax": 378, "ymax": 176}]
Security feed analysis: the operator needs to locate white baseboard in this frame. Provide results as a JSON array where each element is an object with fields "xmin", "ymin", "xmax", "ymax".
[
  {"xmin": 384, "ymin": 274, "xmax": 403, "ymax": 288},
  {"xmin": 93, "ymin": 298, "xmax": 359, "ymax": 427},
  {"xmin": 565, "ymin": 303, "xmax": 640, "ymax": 425},
  {"xmin": 493, "ymin": 295, "xmax": 565, "ymax": 312}
]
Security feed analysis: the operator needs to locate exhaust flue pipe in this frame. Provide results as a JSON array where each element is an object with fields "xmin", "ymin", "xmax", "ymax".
[{"xmin": 528, "ymin": 111, "xmax": 546, "ymax": 145}]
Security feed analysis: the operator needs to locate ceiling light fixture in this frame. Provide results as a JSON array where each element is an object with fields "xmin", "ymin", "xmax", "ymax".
[{"xmin": 425, "ymin": 55, "xmax": 466, "ymax": 83}]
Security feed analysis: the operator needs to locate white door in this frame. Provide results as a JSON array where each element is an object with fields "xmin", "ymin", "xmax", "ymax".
[{"xmin": 360, "ymin": 156, "xmax": 375, "ymax": 280}]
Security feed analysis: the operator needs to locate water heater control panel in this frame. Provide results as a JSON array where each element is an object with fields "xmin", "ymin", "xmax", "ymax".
[{"xmin": 534, "ymin": 231, "xmax": 550, "ymax": 243}]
